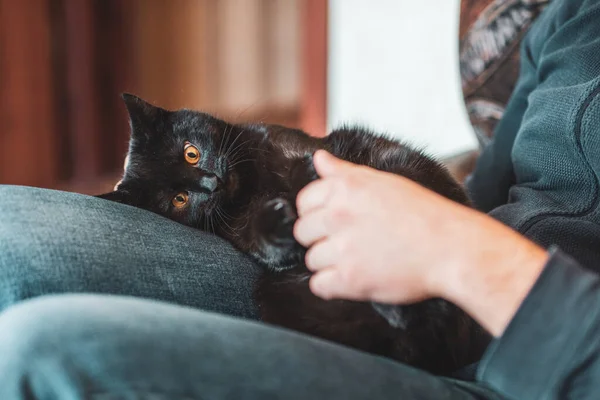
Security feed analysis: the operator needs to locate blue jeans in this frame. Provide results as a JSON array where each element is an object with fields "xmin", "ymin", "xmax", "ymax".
[{"xmin": 0, "ymin": 186, "xmax": 502, "ymax": 399}]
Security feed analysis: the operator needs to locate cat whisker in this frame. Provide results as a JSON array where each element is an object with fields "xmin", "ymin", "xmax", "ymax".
[
  {"xmin": 235, "ymin": 212, "xmax": 251, "ymax": 232},
  {"xmin": 215, "ymin": 207, "xmax": 239, "ymax": 238},
  {"xmin": 224, "ymin": 124, "xmax": 239, "ymax": 158},
  {"xmin": 228, "ymin": 139, "xmax": 254, "ymax": 157},
  {"xmin": 232, "ymin": 100, "xmax": 260, "ymax": 124},
  {"xmin": 225, "ymin": 124, "xmax": 236, "ymax": 156},
  {"xmin": 215, "ymin": 207, "xmax": 236, "ymax": 231},
  {"xmin": 220, "ymin": 210, "xmax": 245, "ymax": 236},
  {"xmin": 228, "ymin": 159, "xmax": 254, "ymax": 169},
  {"xmin": 208, "ymin": 214, "xmax": 216, "ymax": 235},
  {"xmin": 218, "ymin": 123, "xmax": 230, "ymax": 157},
  {"xmin": 226, "ymin": 138, "xmax": 254, "ymax": 162},
  {"xmin": 224, "ymin": 129, "xmax": 246, "ymax": 159},
  {"xmin": 248, "ymin": 146, "xmax": 269, "ymax": 153},
  {"xmin": 229, "ymin": 147, "xmax": 256, "ymax": 161},
  {"xmin": 218, "ymin": 207, "xmax": 236, "ymax": 222}
]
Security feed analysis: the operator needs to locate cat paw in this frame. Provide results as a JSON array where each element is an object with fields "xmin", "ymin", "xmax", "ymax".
[
  {"xmin": 290, "ymin": 154, "xmax": 319, "ymax": 196},
  {"xmin": 257, "ymin": 198, "xmax": 297, "ymax": 246},
  {"xmin": 301, "ymin": 153, "xmax": 319, "ymax": 181}
]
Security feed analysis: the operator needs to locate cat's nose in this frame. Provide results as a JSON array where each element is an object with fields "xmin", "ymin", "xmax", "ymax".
[{"xmin": 199, "ymin": 175, "xmax": 220, "ymax": 193}]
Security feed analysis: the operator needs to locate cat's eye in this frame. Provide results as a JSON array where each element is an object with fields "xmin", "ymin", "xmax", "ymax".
[
  {"xmin": 172, "ymin": 192, "xmax": 189, "ymax": 208},
  {"xmin": 184, "ymin": 142, "xmax": 200, "ymax": 165}
]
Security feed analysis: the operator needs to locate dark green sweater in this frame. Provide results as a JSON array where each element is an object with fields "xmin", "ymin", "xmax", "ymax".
[
  {"xmin": 467, "ymin": 0, "xmax": 600, "ymax": 270},
  {"xmin": 467, "ymin": 1, "xmax": 600, "ymax": 398}
]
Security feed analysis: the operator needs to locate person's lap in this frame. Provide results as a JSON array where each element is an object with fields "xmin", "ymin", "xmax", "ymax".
[
  {"xmin": 0, "ymin": 185, "xmax": 259, "ymax": 318},
  {"xmin": 0, "ymin": 185, "xmax": 501, "ymax": 399},
  {"xmin": 0, "ymin": 294, "xmax": 502, "ymax": 400}
]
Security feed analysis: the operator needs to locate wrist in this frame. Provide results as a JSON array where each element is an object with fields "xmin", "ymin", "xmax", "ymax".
[{"xmin": 433, "ymin": 211, "xmax": 549, "ymax": 336}]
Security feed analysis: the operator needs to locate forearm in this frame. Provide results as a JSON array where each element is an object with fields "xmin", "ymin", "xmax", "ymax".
[
  {"xmin": 432, "ymin": 207, "xmax": 600, "ymax": 398},
  {"xmin": 438, "ymin": 210, "xmax": 548, "ymax": 337}
]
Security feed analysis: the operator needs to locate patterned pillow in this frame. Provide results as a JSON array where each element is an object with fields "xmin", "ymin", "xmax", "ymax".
[{"xmin": 459, "ymin": 0, "xmax": 550, "ymax": 147}]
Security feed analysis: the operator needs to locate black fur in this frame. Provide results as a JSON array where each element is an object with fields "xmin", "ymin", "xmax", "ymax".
[{"xmin": 99, "ymin": 94, "xmax": 488, "ymax": 375}]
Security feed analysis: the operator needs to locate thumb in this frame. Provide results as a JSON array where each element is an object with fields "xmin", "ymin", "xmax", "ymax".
[{"xmin": 313, "ymin": 150, "xmax": 357, "ymax": 178}]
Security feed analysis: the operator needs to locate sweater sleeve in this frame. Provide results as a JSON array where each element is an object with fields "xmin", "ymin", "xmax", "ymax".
[
  {"xmin": 478, "ymin": 247, "xmax": 600, "ymax": 400},
  {"xmin": 467, "ymin": 0, "xmax": 600, "ymax": 270}
]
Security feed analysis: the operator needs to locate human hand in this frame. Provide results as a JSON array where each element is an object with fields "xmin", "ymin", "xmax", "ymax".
[
  {"xmin": 294, "ymin": 151, "xmax": 548, "ymax": 336},
  {"xmin": 294, "ymin": 150, "xmax": 469, "ymax": 303}
]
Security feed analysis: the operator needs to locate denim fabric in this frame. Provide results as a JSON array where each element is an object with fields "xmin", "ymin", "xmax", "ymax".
[
  {"xmin": 0, "ymin": 186, "xmax": 502, "ymax": 399},
  {"xmin": 0, "ymin": 185, "xmax": 260, "ymax": 319},
  {"xmin": 0, "ymin": 294, "xmax": 503, "ymax": 400}
]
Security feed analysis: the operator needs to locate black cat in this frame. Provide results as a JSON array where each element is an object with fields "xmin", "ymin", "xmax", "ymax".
[{"xmin": 99, "ymin": 94, "xmax": 488, "ymax": 375}]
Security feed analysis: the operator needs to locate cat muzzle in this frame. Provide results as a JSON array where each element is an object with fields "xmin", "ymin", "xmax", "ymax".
[{"xmin": 199, "ymin": 175, "xmax": 222, "ymax": 193}]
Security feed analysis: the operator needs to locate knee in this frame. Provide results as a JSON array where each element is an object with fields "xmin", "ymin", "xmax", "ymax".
[
  {"xmin": 0, "ymin": 295, "xmax": 81, "ymax": 363},
  {"xmin": 0, "ymin": 230, "xmax": 71, "ymax": 311},
  {"xmin": 0, "ymin": 193, "xmax": 118, "ymax": 311},
  {"xmin": 0, "ymin": 193, "xmax": 76, "ymax": 310},
  {"xmin": 0, "ymin": 294, "xmax": 117, "ymax": 360},
  {"xmin": 0, "ymin": 295, "xmax": 111, "ymax": 399}
]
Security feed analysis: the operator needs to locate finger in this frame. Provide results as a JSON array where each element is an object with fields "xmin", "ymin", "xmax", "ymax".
[
  {"xmin": 309, "ymin": 268, "xmax": 341, "ymax": 300},
  {"xmin": 296, "ymin": 178, "xmax": 333, "ymax": 217},
  {"xmin": 304, "ymin": 238, "xmax": 337, "ymax": 271},
  {"xmin": 312, "ymin": 150, "xmax": 359, "ymax": 178},
  {"xmin": 294, "ymin": 208, "xmax": 331, "ymax": 247},
  {"xmin": 309, "ymin": 268, "xmax": 365, "ymax": 301}
]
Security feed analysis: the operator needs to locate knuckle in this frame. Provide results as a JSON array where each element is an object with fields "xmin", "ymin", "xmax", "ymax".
[
  {"xmin": 335, "ymin": 236, "xmax": 350, "ymax": 255},
  {"xmin": 335, "ymin": 247, "xmax": 373, "ymax": 299},
  {"xmin": 332, "ymin": 176, "xmax": 363, "ymax": 205},
  {"xmin": 328, "ymin": 208, "xmax": 349, "ymax": 227},
  {"xmin": 334, "ymin": 177, "xmax": 352, "ymax": 196},
  {"xmin": 338, "ymin": 264, "xmax": 360, "ymax": 293},
  {"xmin": 344, "ymin": 174, "xmax": 360, "ymax": 191}
]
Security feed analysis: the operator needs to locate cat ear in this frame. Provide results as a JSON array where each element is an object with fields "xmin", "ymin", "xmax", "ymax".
[{"xmin": 122, "ymin": 93, "xmax": 169, "ymax": 140}]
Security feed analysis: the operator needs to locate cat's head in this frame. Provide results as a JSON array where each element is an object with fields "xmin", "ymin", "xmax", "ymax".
[{"xmin": 99, "ymin": 94, "xmax": 250, "ymax": 229}]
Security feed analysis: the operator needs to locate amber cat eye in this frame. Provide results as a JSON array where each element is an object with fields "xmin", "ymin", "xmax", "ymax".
[
  {"xmin": 172, "ymin": 192, "xmax": 189, "ymax": 208},
  {"xmin": 184, "ymin": 142, "xmax": 200, "ymax": 165}
]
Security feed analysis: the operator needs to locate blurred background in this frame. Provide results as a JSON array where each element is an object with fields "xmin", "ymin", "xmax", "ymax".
[{"xmin": 0, "ymin": 0, "xmax": 476, "ymax": 194}]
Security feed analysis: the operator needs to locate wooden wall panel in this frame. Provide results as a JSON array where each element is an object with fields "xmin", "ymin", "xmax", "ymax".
[
  {"xmin": 0, "ymin": 0, "xmax": 58, "ymax": 187},
  {"xmin": 133, "ymin": 0, "xmax": 211, "ymax": 110},
  {"xmin": 132, "ymin": 0, "xmax": 305, "ymax": 126},
  {"xmin": 0, "ymin": 0, "xmax": 322, "ymax": 191},
  {"xmin": 300, "ymin": 0, "xmax": 328, "ymax": 137},
  {"xmin": 63, "ymin": 0, "xmax": 102, "ymax": 181},
  {"xmin": 95, "ymin": 0, "xmax": 135, "ymax": 172},
  {"xmin": 217, "ymin": 0, "xmax": 265, "ymax": 113},
  {"xmin": 265, "ymin": 0, "xmax": 301, "ymax": 109}
]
